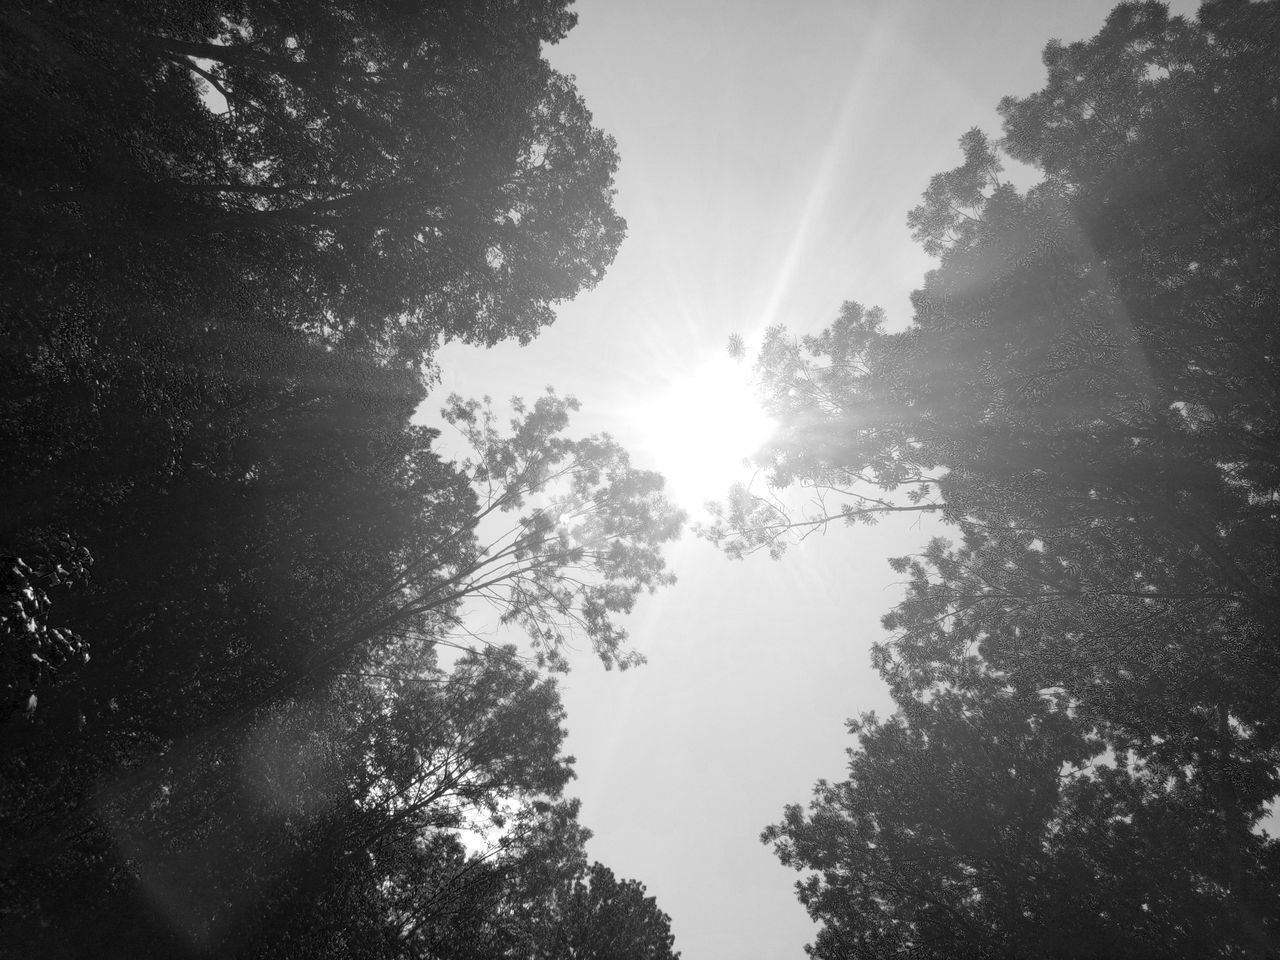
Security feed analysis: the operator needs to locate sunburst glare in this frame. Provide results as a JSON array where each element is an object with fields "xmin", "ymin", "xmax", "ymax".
[{"xmin": 634, "ymin": 353, "xmax": 776, "ymax": 511}]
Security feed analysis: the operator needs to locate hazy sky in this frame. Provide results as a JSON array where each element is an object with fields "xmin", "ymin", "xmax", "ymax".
[{"xmin": 425, "ymin": 2, "xmax": 1198, "ymax": 958}]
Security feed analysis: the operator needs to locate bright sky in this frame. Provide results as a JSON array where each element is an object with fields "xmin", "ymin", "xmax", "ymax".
[{"xmin": 426, "ymin": 2, "xmax": 1198, "ymax": 957}]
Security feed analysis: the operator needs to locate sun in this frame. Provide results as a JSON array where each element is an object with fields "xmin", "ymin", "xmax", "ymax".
[{"xmin": 633, "ymin": 353, "xmax": 776, "ymax": 510}]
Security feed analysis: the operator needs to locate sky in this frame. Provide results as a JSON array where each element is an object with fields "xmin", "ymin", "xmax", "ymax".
[{"xmin": 423, "ymin": 2, "xmax": 1199, "ymax": 958}]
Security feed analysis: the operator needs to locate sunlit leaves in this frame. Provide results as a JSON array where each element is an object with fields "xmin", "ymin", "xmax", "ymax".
[
  {"xmin": 435, "ymin": 391, "xmax": 686, "ymax": 670},
  {"xmin": 1, "ymin": 538, "xmax": 92, "ymax": 720}
]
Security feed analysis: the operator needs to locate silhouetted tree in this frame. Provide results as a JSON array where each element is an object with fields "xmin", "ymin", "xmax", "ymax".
[
  {"xmin": 1, "ymin": 2, "xmax": 680, "ymax": 955},
  {"xmin": 0, "ymin": 376, "xmax": 682, "ymax": 955},
  {"xmin": 765, "ymin": 661, "xmax": 1277, "ymax": 960},
  {"xmin": 734, "ymin": 3, "xmax": 1280, "ymax": 956},
  {"xmin": 3, "ymin": 0, "xmax": 622, "ymax": 358},
  {"xmin": 2, "ymin": 0, "xmax": 626, "ymax": 586},
  {"xmin": 536, "ymin": 862, "xmax": 681, "ymax": 960}
]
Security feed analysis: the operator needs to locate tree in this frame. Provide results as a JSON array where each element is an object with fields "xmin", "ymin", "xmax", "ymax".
[
  {"xmin": 737, "ymin": 2, "xmax": 1280, "ymax": 956},
  {"xmin": 2, "ymin": 0, "xmax": 627, "ymax": 595},
  {"xmin": 2, "ymin": 536, "xmax": 92, "ymax": 718},
  {"xmin": 6, "ymin": 633, "xmax": 593, "ymax": 957},
  {"xmin": 431, "ymin": 391, "xmax": 686, "ymax": 671},
  {"xmin": 451, "ymin": 856, "xmax": 681, "ymax": 960},
  {"xmin": 526, "ymin": 862, "xmax": 681, "ymax": 960},
  {"xmin": 715, "ymin": 0, "xmax": 1280, "ymax": 577},
  {"xmin": 110, "ymin": 646, "xmax": 578, "ymax": 958},
  {"xmin": 0, "ymin": 380, "xmax": 683, "ymax": 955},
  {"xmin": 765, "ymin": 661, "xmax": 1278, "ymax": 960},
  {"xmin": 3, "ymin": 0, "xmax": 623, "ymax": 360},
  {"xmin": 1, "ymin": 2, "xmax": 675, "ymax": 954}
]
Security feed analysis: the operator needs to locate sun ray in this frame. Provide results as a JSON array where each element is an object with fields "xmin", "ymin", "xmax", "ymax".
[{"xmin": 758, "ymin": 12, "xmax": 899, "ymax": 331}]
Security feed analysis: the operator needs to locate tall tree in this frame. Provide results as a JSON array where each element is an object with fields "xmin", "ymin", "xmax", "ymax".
[
  {"xmin": 2, "ymin": 0, "xmax": 627, "ymax": 583},
  {"xmin": 734, "ymin": 2, "xmax": 1280, "ymax": 956},
  {"xmin": 0, "ymin": 380, "xmax": 683, "ymax": 955},
  {"xmin": 521, "ymin": 861, "xmax": 682, "ymax": 960},
  {"xmin": 1, "ymin": 2, "xmax": 675, "ymax": 955},
  {"xmin": 765, "ymin": 658, "xmax": 1278, "ymax": 960},
  {"xmin": 3, "ymin": 0, "xmax": 623, "ymax": 359}
]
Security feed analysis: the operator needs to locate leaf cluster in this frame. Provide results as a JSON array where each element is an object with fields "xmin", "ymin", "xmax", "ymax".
[{"xmin": 756, "ymin": 3, "xmax": 1280, "ymax": 956}]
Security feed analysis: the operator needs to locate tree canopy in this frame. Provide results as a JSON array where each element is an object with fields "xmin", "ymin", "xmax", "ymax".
[
  {"xmin": 1, "ymin": 2, "xmax": 683, "ymax": 955},
  {"xmin": 4, "ymin": 0, "xmax": 622, "ymax": 357},
  {"xmin": 1, "ymin": 372, "xmax": 684, "ymax": 953},
  {"xmin": 3, "ymin": 0, "xmax": 628, "ymax": 591},
  {"xmin": 743, "ymin": 2, "xmax": 1280, "ymax": 956}
]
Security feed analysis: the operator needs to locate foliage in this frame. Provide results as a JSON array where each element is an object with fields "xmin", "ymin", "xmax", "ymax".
[
  {"xmin": 0, "ymin": 372, "xmax": 683, "ymax": 949},
  {"xmin": 766, "ymin": 666, "xmax": 1278, "ymax": 960},
  {"xmin": 0, "ymin": 2, "xmax": 682, "ymax": 954},
  {"xmin": 3, "ymin": 0, "xmax": 623, "ymax": 361},
  {"xmin": 1, "ymin": 0, "xmax": 627, "ymax": 598},
  {"xmin": 2, "ymin": 537, "xmax": 92, "ymax": 718},
  {"xmin": 748, "ymin": 2, "xmax": 1280, "ymax": 956},
  {"xmin": 522, "ymin": 861, "xmax": 682, "ymax": 960},
  {"xmin": 436, "ymin": 391, "xmax": 686, "ymax": 671}
]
